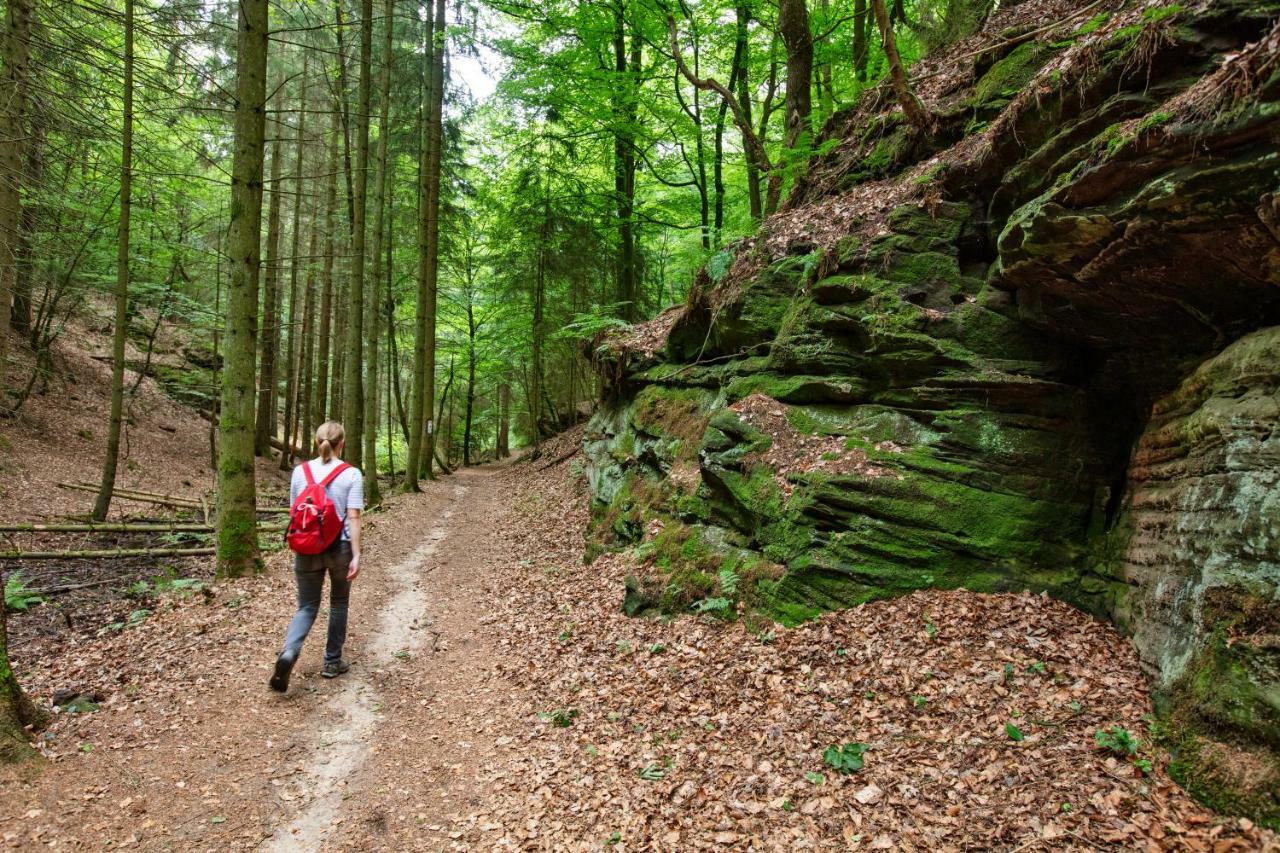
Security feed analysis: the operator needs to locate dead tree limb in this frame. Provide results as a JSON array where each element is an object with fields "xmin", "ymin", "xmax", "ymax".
[{"xmin": 0, "ymin": 547, "xmax": 217, "ymax": 560}]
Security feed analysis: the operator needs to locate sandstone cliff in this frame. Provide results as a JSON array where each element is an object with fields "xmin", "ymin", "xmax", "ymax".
[{"xmin": 585, "ymin": 0, "xmax": 1280, "ymax": 823}]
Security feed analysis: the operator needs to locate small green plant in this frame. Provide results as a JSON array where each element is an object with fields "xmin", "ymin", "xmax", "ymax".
[
  {"xmin": 756, "ymin": 629, "xmax": 777, "ymax": 644},
  {"xmin": 615, "ymin": 640, "xmax": 632, "ymax": 653},
  {"xmin": 78, "ymin": 743, "xmax": 93, "ymax": 753},
  {"xmin": 1005, "ymin": 723, "xmax": 1025, "ymax": 742},
  {"xmin": 1061, "ymin": 802, "xmax": 1073, "ymax": 813},
  {"xmin": 922, "ymin": 614, "xmax": 938, "ymax": 639},
  {"xmin": 393, "ymin": 649, "xmax": 411, "ymax": 660},
  {"xmin": 804, "ymin": 771, "xmax": 825, "ymax": 785},
  {"xmin": 5, "ymin": 572, "xmax": 45, "ymax": 612},
  {"xmin": 605, "ymin": 832, "xmax": 622, "ymax": 846},
  {"xmin": 910, "ymin": 694, "xmax": 928, "ymax": 709},
  {"xmin": 1002, "ymin": 663, "xmax": 1015, "ymax": 682},
  {"xmin": 126, "ymin": 608, "xmax": 151, "ymax": 628},
  {"xmin": 781, "ymin": 799, "xmax": 794, "ymax": 812},
  {"xmin": 648, "ymin": 643, "xmax": 666, "ymax": 655},
  {"xmin": 125, "ymin": 580, "xmax": 152, "ymax": 599},
  {"xmin": 638, "ymin": 763, "xmax": 665, "ymax": 781},
  {"xmin": 1026, "ymin": 661, "xmax": 1047, "ymax": 675},
  {"xmin": 540, "ymin": 708, "xmax": 579, "ymax": 728},
  {"xmin": 691, "ymin": 596, "xmax": 732, "ymax": 616},
  {"xmin": 1095, "ymin": 726, "xmax": 1139, "ymax": 756},
  {"xmin": 1133, "ymin": 758, "xmax": 1153, "ymax": 776},
  {"xmin": 823, "ymin": 742, "xmax": 869, "ymax": 774},
  {"xmin": 717, "ymin": 567, "xmax": 739, "ymax": 596},
  {"xmin": 1069, "ymin": 700, "xmax": 1083, "ymax": 714}
]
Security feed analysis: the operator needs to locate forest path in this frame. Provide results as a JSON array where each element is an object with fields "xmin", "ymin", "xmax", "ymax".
[{"xmin": 262, "ymin": 462, "xmax": 521, "ymax": 851}]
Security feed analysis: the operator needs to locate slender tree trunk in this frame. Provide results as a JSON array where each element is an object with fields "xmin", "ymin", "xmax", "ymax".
[
  {"xmin": 779, "ymin": 0, "xmax": 813, "ymax": 150},
  {"xmin": 363, "ymin": 0, "xmax": 393, "ymax": 506},
  {"xmin": 255, "ymin": 126, "xmax": 284, "ymax": 456},
  {"xmin": 315, "ymin": 115, "xmax": 338, "ymax": 432},
  {"xmin": 12, "ymin": 111, "xmax": 41, "ymax": 335},
  {"xmin": 404, "ymin": 0, "xmax": 444, "ymax": 488},
  {"xmin": 462, "ymin": 299, "xmax": 475, "ymax": 467},
  {"xmin": 818, "ymin": 0, "xmax": 834, "ymax": 122},
  {"xmin": 342, "ymin": 0, "xmax": 373, "ymax": 466},
  {"xmin": 330, "ymin": 253, "xmax": 347, "ymax": 419},
  {"xmin": 735, "ymin": 2, "xmax": 761, "ymax": 221},
  {"xmin": 0, "ymin": 0, "xmax": 34, "ymax": 394},
  {"xmin": 613, "ymin": 1, "xmax": 640, "ymax": 320},
  {"xmin": 92, "ymin": 0, "xmax": 134, "ymax": 523},
  {"xmin": 871, "ymin": 0, "xmax": 932, "ymax": 130},
  {"xmin": 279, "ymin": 54, "xmax": 310, "ymax": 470},
  {"xmin": 691, "ymin": 33, "xmax": 710, "ymax": 251},
  {"xmin": 853, "ymin": 0, "xmax": 869, "ymax": 82},
  {"xmin": 496, "ymin": 379, "xmax": 510, "ymax": 459},
  {"xmin": 216, "ymin": 0, "xmax": 268, "ymax": 577},
  {"xmin": 299, "ymin": 209, "xmax": 317, "ymax": 458}
]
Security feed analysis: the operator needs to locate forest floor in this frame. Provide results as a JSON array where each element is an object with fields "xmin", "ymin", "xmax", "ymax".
[{"xmin": 1, "ymin": 422, "xmax": 1276, "ymax": 850}]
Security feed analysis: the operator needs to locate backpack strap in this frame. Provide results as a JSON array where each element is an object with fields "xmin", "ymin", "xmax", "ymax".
[
  {"xmin": 302, "ymin": 462, "xmax": 317, "ymax": 487},
  {"xmin": 318, "ymin": 461, "xmax": 352, "ymax": 489}
]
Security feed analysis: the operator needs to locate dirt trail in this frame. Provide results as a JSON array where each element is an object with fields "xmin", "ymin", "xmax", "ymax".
[
  {"xmin": 263, "ymin": 478, "xmax": 469, "ymax": 850},
  {"xmin": 0, "ymin": 464, "xmax": 517, "ymax": 851}
]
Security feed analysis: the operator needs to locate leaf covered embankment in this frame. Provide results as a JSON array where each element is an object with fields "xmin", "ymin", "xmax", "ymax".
[
  {"xmin": 432, "ymin": 441, "xmax": 1274, "ymax": 849},
  {"xmin": 587, "ymin": 0, "xmax": 1280, "ymax": 825}
]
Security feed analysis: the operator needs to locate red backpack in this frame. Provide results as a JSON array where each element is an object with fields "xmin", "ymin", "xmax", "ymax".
[{"xmin": 286, "ymin": 462, "xmax": 352, "ymax": 555}]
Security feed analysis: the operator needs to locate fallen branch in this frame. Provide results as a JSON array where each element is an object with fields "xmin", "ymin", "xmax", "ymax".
[
  {"xmin": 0, "ymin": 522, "xmax": 214, "ymax": 533},
  {"xmin": 0, "ymin": 547, "xmax": 216, "ymax": 560},
  {"xmin": 539, "ymin": 446, "xmax": 582, "ymax": 471},
  {"xmin": 58, "ymin": 482, "xmax": 202, "ymax": 509},
  {"xmin": 0, "ymin": 522, "xmax": 285, "ymax": 534}
]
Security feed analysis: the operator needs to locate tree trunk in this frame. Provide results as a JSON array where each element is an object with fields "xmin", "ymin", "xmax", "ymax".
[
  {"xmin": 0, "ymin": 0, "xmax": 33, "ymax": 395},
  {"xmin": 734, "ymin": 2, "xmax": 761, "ymax": 221},
  {"xmin": 779, "ymin": 0, "xmax": 813, "ymax": 151},
  {"xmin": 314, "ymin": 113, "xmax": 339, "ymax": 435},
  {"xmin": 216, "ymin": 0, "xmax": 268, "ymax": 577},
  {"xmin": 299, "ymin": 210, "xmax": 317, "ymax": 460},
  {"xmin": 92, "ymin": 0, "xmax": 134, "ymax": 523},
  {"xmin": 363, "ymin": 0, "xmax": 393, "ymax": 506},
  {"xmin": 496, "ymin": 379, "xmax": 510, "ymax": 459},
  {"xmin": 343, "ymin": 0, "xmax": 373, "ymax": 467},
  {"xmin": 871, "ymin": 0, "xmax": 932, "ymax": 131},
  {"xmin": 404, "ymin": 0, "xmax": 444, "ymax": 489},
  {"xmin": 279, "ymin": 54, "xmax": 311, "ymax": 470},
  {"xmin": 463, "ymin": 300, "xmax": 476, "ymax": 467},
  {"xmin": 818, "ymin": 0, "xmax": 834, "ymax": 122},
  {"xmin": 255, "ymin": 124, "xmax": 284, "ymax": 456},
  {"xmin": 613, "ymin": 2, "xmax": 640, "ymax": 321},
  {"xmin": 12, "ymin": 110, "xmax": 41, "ymax": 335},
  {"xmin": 853, "ymin": 0, "xmax": 869, "ymax": 82}
]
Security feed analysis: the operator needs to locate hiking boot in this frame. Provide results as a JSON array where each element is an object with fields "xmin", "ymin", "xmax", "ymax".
[
  {"xmin": 321, "ymin": 659, "xmax": 350, "ymax": 679},
  {"xmin": 269, "ymin": 653, "xmax": 297, "ymax": 693}
]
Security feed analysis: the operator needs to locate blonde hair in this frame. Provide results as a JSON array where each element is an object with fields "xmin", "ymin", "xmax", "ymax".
[{"xmin": 315, "ymin": 421, "xmax": 345, "ymax": 462}]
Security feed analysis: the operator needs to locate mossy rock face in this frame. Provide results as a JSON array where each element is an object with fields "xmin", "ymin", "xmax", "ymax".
[{"xmin": 585, "ymin": 0, "xmax": 1280, "ymax": 825}]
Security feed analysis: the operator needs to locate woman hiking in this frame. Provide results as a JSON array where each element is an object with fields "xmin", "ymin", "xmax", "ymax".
[{"xmin": 270, "ymin": 420, "xmax": 365, "ymax": 693}]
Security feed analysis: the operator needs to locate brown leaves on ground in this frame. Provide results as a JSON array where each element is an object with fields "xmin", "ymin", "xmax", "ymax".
[{"xmin": 434, "ymin": 445, "xmax": 1275, "ymax": 851}]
